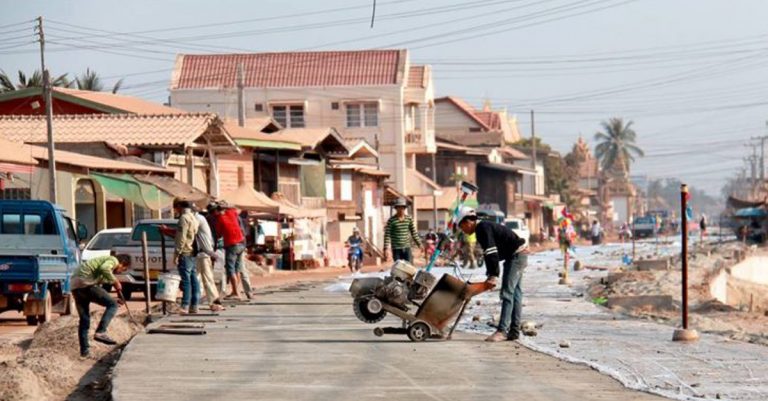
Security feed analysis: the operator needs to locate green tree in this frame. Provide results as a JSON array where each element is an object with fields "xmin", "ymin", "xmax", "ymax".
[
  {"xmin": 0, "ymin": 70, "xmax": 71, "ymax": 92},
  {"xmin": 594, "ymin": 118, "xmax": 644, "ymax": 175},
  {"xmin": 75, "ymin": 68, "xmax": 123, "ymax": 93}
]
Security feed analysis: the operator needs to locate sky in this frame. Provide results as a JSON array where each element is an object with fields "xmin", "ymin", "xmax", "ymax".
[{"xmin": 3, "ymin": 0, "xmax": 768, "ymax": 197}]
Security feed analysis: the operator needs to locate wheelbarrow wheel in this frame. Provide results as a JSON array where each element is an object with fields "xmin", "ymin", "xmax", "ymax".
[{"xmin": 407, "ymin": 321, "xmax": 431, "ymax": 342}]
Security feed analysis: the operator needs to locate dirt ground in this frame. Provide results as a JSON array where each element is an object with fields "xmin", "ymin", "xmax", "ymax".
[{"xmin": 588, "ymin": 242, "xmax": 768, "ymax": 347}]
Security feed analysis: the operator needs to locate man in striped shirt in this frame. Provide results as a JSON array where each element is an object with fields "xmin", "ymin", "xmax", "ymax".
[{"xmin": 383, "ymin": 198, "xmax": 421, "ymax": 263}]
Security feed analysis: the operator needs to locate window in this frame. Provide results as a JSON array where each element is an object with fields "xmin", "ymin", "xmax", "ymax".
[
  {"xmin": 87, "ymin": 232, "xmax": 132, "ymax": 250},
  {"xmin": 325, "ymin": 172, "xmax": 335, "ymax": 201},
  {"xmin": 346, "ymin": 102, "xmax": 378, "ymax": 127},
  {"xmin": 340, "ymin": 172, "xmax": 352, "ymax": 201},
  {"xmin": 331, "ymin": 102, "xmax": 339, "ymax": 110},
  {"xmin": 24, "ymin": 215, "xmax": 41, "ymax": 235},
  {"xmin": 254, "ymin": 103, "xmax": 263, "ymax": 112},
  {"xmin": 132, "ymin": 223, "xmax": 175, "ymax": 243},
  {"xmin": 271, "ymin": 105, "xmax": 305, "ymax": 128},
  {"xmin": 1, "ymin": 213, "xmax": 56, "ymax": 235}
]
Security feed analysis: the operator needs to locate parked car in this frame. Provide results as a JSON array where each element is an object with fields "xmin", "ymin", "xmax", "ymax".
[
  {"xmin": 632, "ymin": 216, "xmax": 657, "ymax": 238},
  {"xmin": 112, "ymin": 219, "xmax": 226, "ymax": 301},
  {"xmin": 81, "ymin": 227, "xmax": 132, "ymax": 261},
  {"xmin": 504, "ymin": 218, "xmax": 530, "ymax": 246},
  {"xmin": 0, "ymin": 200, "xmax": 85, "ymax": 325}
]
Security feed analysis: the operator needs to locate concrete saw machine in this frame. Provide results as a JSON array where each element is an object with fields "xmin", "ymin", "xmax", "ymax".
[{"xmin": 349, "ymin": 180, "xmax": 491, "ymax": 342}]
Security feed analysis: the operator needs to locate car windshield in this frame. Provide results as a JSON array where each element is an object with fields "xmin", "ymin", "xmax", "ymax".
[
  {"xmin": 87, "ymin": 232, "xmax": 132, "ymax": 250},
  {"xmin": 506, "ymin": 221, "xmax": 520, "ymax": 230},
  {"xmin": 132, "ymin": 223, "xmax": 175, "ymax": 243}
]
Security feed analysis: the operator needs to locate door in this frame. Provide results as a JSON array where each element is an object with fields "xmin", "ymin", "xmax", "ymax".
[{"xmin": 106, "ymin": 201, "xmax": 126, "ymax": 228}]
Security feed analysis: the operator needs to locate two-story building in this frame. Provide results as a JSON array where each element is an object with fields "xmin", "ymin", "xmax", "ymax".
[{"xmin": 168, "ymin": 49, "xmax": 437, "ymax": 197}]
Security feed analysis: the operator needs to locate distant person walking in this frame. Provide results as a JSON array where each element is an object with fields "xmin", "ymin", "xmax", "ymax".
[
  {"xmin": 699, "ymin": 214, "xmax": 708, "ymax": 241},
  {"xmin": 383, "ymin": 198, "xmax": 421, "ymax": 263},
  {"xmin": 71, "ymin": 254, "xmax": 130, "ymax": 357}
]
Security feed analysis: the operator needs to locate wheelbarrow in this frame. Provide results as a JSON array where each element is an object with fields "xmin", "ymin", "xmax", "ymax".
[{"xmin": 372, "ymin": 274, "xmax": 493, "ymax": 342}]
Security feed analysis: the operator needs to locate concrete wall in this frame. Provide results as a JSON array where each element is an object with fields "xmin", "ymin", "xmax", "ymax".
[{"xmin": 730, "ymin": 255, "xmax": 768, "ymax": 285}]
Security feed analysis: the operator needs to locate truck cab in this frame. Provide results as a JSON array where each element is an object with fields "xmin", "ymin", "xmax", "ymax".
[{"xmin": 0, "ymin": 200, "xmax": 85, "ymax": 325}]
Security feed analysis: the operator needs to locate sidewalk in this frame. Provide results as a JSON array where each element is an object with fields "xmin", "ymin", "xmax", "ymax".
[{"xmin": 461, "ymin": 242, "xmax": 768, "ymax": 401}]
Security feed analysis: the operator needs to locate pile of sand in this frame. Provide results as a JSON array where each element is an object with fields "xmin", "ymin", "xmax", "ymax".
[{"xmin": 0, "ymin": 311, "xmax": 144, "ymax": 401}]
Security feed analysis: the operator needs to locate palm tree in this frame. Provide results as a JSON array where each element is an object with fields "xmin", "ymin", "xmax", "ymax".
[
  {"xmin": 0, "ymin": 70, "xmax": 71, "ymax": 92},
  {"xmin": 75, "ymin": 68, "xmax": 123, "ymax": 93},
  {"xmin": 594, "ymin": 118, "xmax": 644, "ymax": 176}
]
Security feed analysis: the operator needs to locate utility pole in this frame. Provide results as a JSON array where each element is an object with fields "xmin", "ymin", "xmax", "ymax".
[
  {"xmin": 431, "ymin": 153, "xmax": 438, "ymax": 229},
  {"xmin": 237, "ymin": 62, "xmax": 245, "ymax": 127},
  {"xmin": 530, "ymin": 109, "xmax": 537, "ymax": 176},
  {"xmin": 752, "ymin": 130, "xmax": 768, "ymax": 181},
  {"xmin": 36, "ymin": 16, "xmax": 57, "ymax": 204}
]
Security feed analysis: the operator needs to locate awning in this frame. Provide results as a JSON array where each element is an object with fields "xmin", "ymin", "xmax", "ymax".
[
  {"xmin": 479, "ymin": 162, "xmax": 537, "ymax": 175},
  {"xmin": 235, "ymin": 138, "xmax": 302, "ymax": 151},
  {"xmin": 133, "ymin": 174, "xmax": 210, "ymax": 208},
  {"xmin": 220, "ymin": 185, "xmax": 281, "ymax": 215},
  {"xmin": 734, "ymin": 207, "xmax": 768, "ymax": 218},
  {"xmin": 270, "ymin": 192, "xmax": 326, "ymax": 218},
  {"xmin": 91, "ymin": 173, "xmax": 175, "ymax": 210}
]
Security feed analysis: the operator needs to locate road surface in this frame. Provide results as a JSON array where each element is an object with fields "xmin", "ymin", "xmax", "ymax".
[{"xmin": 113, "ymin": 282, "xmax": 666, "ymax": 401}]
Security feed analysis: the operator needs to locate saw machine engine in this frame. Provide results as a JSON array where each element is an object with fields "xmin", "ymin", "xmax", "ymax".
[{"xmin": 349, "ymin": 260, "xmax": 436, "ymax": 324}]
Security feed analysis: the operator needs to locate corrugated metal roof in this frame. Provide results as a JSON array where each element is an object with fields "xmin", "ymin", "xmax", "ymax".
[
  {"xmin": 174, "ymin": 50, "xmax": 405, "ymax": 89},
  {"xmin": 0, "ymin": 113, "xmax": 232, "ymax": 148},
  {"xmin": 28, "ymin": 145, "xmax": 171, "ymax": 173}
]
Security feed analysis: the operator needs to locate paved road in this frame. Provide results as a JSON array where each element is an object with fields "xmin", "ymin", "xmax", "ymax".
[{"xmin": 113, "ymin": 283, "xmax": 666, "ymax": 401}]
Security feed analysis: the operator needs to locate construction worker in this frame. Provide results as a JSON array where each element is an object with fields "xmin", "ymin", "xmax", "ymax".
[
  {"xmin": 383, "ymin": 198, "xmax": 421, "ymax": 263},
  {"xmin": 71, "ymin": 253, "xmax": 130, "ymax": 358},
  {"xmin": 173, "ymin": 200, "xmax": 200, "ymax": 314},
  {"xmin": 457, "ymin": 207, "xmax": 528, "ymax": 342},
  {"xmin": 212, "ymin": 202, "xmax": 247, "ymax": 300}
]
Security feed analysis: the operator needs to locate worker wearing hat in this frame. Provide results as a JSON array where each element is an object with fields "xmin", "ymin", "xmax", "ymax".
[
  {"xmin": 457, "ymin": 206, "xmax": 528, "ymax": 342},
  {"xmin": 383, "ymin": 198, "xmax": 421, "ymax": 263}
]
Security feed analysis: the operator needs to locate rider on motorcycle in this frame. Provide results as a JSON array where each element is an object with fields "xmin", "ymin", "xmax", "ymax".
[{"xmin": 346, "ymin": 227, "xmax": 364, "ymax": 272}]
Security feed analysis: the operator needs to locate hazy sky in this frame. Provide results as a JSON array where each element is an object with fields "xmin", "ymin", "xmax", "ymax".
[{"xmin": 4, "ymin": 0, "xmax": 768, "ymax": 196}]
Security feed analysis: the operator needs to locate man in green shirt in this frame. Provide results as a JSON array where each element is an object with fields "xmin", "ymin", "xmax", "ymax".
[
  {"xmin": 71, "ymin": 254, "xmax": 130, "ymax": 358},
  {"xmin": 383, "ymin": 198, "xmax": 421, "ymax": 263}
]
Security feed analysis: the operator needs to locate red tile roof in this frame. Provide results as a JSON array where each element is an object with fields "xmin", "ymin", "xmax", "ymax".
[
  {"xmin": 407, "ymin": 65, "xmax": 426, "ymax": 88},
  {"xmin": 435, "ymin": 96, "xmax": 493, "ymax": 131},
  {"xmin": 53, "ymin": 88, "xmax": 188, "ymax": 115},
  {"xmin": 473, "ymin": 111, "xmax": 501, "ymax": 130},
  {"xmin": 0, "ymin": 113, "xmax": 237, "ymax": 149},
  {"xmin": 173, "ymin": 50, "xmax": 407, "ymax": 89}
]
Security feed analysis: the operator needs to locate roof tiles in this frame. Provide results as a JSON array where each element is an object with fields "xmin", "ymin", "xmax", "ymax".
[
  {"xmin": 174, "ymin": 50, "xmax": 405, "ymax": 89},
  {"xmin": 0, "ymin": 113, "xmax": 221, "ymax": 147}
]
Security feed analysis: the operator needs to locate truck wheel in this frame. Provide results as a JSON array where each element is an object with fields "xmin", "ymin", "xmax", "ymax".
[
  {"xmin": 26, "ymin": 315, "xmax": 39, "ymax": 326},
  {"xmin": 121, "ymin": 286, "xmax": 133, "ymax": 302},
  {"xmin": 37, "ymin": 292, "xmax": 52, "ymax": 324}
]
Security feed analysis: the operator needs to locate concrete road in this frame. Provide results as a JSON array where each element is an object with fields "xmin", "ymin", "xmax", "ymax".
[{"xmin": 113, "ymin": 283, "xmax": 666, "ymax": 401}]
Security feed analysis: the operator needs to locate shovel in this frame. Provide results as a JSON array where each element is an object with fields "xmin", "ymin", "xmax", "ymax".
[{"xmin": 117, "ymin": 290, "xmax": 147, "ymax": 326}]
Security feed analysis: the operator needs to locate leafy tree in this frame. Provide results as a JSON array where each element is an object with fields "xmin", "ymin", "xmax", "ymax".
[{"xmin": 594, "ymin": 118, "xmax": 644, "ymax": 175}]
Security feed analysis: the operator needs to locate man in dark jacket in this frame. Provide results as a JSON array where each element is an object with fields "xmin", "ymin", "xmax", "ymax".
[{"xmin": 458, "ymin": 207, "xmax": 528, "ymax": 342}]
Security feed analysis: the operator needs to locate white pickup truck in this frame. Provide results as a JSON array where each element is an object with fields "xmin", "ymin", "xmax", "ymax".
[{"xmin": 112, "ymin": 219, "xmax": 226, "ymax": 300}]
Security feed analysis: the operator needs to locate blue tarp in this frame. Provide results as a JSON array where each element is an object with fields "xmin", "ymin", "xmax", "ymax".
[{"xmin": 734, "ymin": 207, "xmax": 768, "ymax": 218}]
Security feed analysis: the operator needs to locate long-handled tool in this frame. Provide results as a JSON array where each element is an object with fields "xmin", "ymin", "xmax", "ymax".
[
  {"xmin": 425, "ymin": 181, "xmax": 478, "ymax": 272},
  {"xmin": 117, "ymin": 290, "xmax": 144, "ymax": 325}
]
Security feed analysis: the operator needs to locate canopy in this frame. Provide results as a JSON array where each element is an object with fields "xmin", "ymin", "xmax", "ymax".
[
  {"xmin": 134, "ymin": 174, "xmax": 210, "ymax": 208},
  {"xmin": 734, "ymin": 207, "xmax": 768, "ymax": 218},
  {"xmin": 271, "ymin": 192, "xmax": 326, "ymax": 218},
  {"xmin": 91, "ymin": 173, "xmax": 175, "ymax": 210},
  {"xmin": 220, "ymin": 185, "xmax": 281, "ymax": 214}
]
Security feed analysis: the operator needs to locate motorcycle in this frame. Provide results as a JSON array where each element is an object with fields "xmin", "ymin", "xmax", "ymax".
[{"xmin": 347, "ymin": 242, "xmax": 363, "ymax": 272}]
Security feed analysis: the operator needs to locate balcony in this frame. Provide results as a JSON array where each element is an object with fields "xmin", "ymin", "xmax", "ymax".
[{"xmin": 404, "ymin": 129, "xmax": 435, "ymax": 153}]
